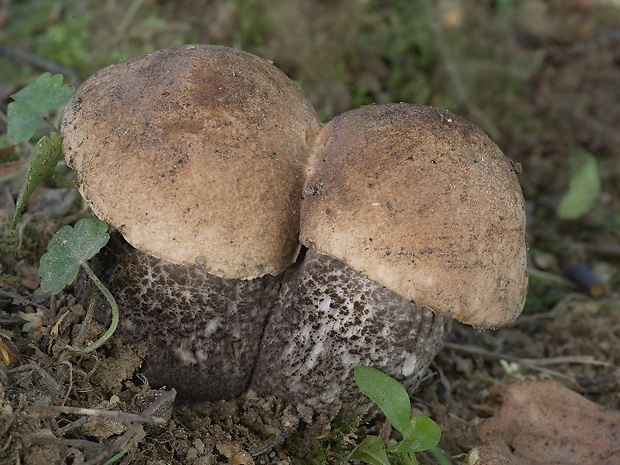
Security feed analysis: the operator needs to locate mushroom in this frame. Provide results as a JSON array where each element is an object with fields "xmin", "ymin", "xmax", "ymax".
[
  {"xmin": 61, "ymin": 44, "xmax": 321, "ymax": 399},
  {"xmin": 249, "ymin": 103, "xmax": 527, "ymax": 414},
  {"xmin": 60, "ymin": 45, "xmax": 527, "ymax": 415},
  {"xmin": 62, "ymin": 45, "xmax": 320, "ymax": 279}
]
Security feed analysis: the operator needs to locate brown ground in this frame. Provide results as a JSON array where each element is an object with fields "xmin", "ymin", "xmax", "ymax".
[{"xmin": 1, "ymin": 1, "xmax": 619, "ymax": 464}]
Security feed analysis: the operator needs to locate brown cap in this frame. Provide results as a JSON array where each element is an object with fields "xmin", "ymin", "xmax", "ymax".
[
  {"xmin": 62, "ymin": 45, "xmax": 321, "ymax": 279},
  {"xmin": 301, "ymin": 104, "xmax": 527, "ymax": 329}
]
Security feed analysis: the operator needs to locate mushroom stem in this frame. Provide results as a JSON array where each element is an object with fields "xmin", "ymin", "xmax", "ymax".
[
  {"xmin": 249, "ymin": 248, "xmax": 451, "ymax": 416},
  {"xmin": 82, "ymin": 233, "xmax": 281, "ymax": 400}
]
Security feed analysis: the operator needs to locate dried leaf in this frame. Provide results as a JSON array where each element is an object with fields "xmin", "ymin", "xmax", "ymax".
[{"xmin": 476, "ymin": 379, "xmax": 620, "ymax": 465}]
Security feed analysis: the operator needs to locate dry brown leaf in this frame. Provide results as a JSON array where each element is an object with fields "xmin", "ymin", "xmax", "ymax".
[{"xmin": 475, "ymin": 379, "xmax": 620, "ymax": 465}]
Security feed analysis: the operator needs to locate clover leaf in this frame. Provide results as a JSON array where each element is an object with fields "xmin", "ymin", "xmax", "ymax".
[{"xmin": 39, "ymin": 218, "xmax": 110, "ymax": 295}]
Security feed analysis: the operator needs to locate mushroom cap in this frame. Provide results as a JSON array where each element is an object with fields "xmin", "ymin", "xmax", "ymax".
[
  {"xmin": 301, "ymin": 104, "xmax": 527, "ymax": 329},
  {"xmin": 62, "ymin": 45, "xmax": 321, "ymax": 279}
]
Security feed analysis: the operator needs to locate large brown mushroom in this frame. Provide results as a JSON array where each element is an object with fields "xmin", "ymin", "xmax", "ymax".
[
  {"xmin": 61, "ymin": 44, "xmax": 321, "ymax": 399},
  {"xmin": 63, "ymin": 44, "xmax": 320, "ymax": 278},
  {"xmin": 61, "ymin": 45, "xmax": 527, "ymax": 415}
]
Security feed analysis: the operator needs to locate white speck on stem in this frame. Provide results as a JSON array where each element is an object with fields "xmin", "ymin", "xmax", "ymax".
[{"xmin": 402, "ymin": 353, "xmax": 418, "ymax": 377}]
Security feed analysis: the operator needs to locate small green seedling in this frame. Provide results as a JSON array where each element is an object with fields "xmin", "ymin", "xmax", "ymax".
[
  {"xmin": 39, "ymin": 217, "xmax": 118, "ymax": 355},
  {"xmin": 7, "ymin": 72, "xmax": 75, "ymax": 230},
  {"xmin": 7, "ymin": 74, "xmax": 118, "ymax": 356},
  {"xmin": 350, "ymin": 366, "xmax": 448, "ymax": 465},
  {"xmin": 11, "ymin": 132, "xmax": 64, "ymax": 230}
]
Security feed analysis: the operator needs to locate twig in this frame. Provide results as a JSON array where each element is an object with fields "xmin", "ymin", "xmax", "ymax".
[
  {"xmin": 0, "ymin": 288, "xmax": 50, "ymax": 311},
  {"xmin": 425, "ymin": 2, "xmax": 501, "ymax": 141},
  {"xmin": 442, "ymin": 342, "xmax": 611, "ymax": 368},
  {"xmin": 26, "ymin": 404, "xmax": 167, "ymax": 425},
  {"xmin": 249, "ymin": 426, "xmax": 295, "ymax": 457},
  {"xmin": 0, "ymin": 332, "xmax": 29, "ymax": 365},
  {"xmin": 515, "ymin": 354, "xmax": 610, "ymax": 368},
  {"xmin": 442, "ymin": 342, "xmax": 614, "ymax": 385},
  {"xmin": 0, "ymin": 432, "xmax": 12, "ymax": 453},
  {"xmin": 115, "ymin": 0, "xmax": 145, "ymax": 37},
  {"xmin": 0, "ymin": 366, "xmax": 8, "ymax": 386},
  {"xmin": 0, "ymin": 45, "xmax": 81, "ymax": 87},
  {"xmin": 512, "ymin": 309, "xmax": 558, "ymax": 325},
  {"xmin": 8, "ymin": 363, "xmax": 62, "ymax": 393},
  {"xmin": 0, "ymin": 394, "xmax": 19, "ymax": 439},
  {"xmin": 23, "ymin": 435, "xmax": 105, "ymax": 451},
  {"xmin": 81, "ymin": 389, "xmax": 176, "ymax": 465},
  {"xmin": 57, "ymin": 360, "xmax": 73, "ymax": 407},
  {"xmin": 92, "ymin": 0, "xmax": 144, "ymax": 55},
  {"xmin": 581, "ymin": 243, "xmax": 620, "ymax": 258},
  {"xmin": 527, "ymin": 267, "xmax": 574, "ymax": 287},
  {"xmin": 55, "ymin": 416, "xmax": 90, "ymax": 437},
  {"xmin": 70, "ymin": 293, "xmax": 98, "ymax": 355}
]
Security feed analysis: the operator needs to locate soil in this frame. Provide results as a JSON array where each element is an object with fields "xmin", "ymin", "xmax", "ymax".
[{"xmin": 1, "ymin": 1, "xmax": 619, "ymax": 464}]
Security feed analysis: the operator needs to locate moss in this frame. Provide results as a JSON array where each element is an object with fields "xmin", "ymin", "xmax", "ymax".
[
  {"xmin": 286, "ymin": 413, "xmax": 369, "ymax": 464},
  {"xmin": 0, "ymin": 218, "xmax": 49, "ymax": 280}
]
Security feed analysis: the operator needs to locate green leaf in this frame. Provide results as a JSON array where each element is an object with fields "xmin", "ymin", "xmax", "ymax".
[
  {"xmin": 10, "ymin": 132, "xmax": 63, "ymax": 230},
  {"xmin": 389, "ymin": 416, "xmax": 441, "ymax": 454},
  {"xmin": 7, "ymin": 73, "xmax": 75, "ymax": 144},
  {"xmin": 556, "ymin": 150, "xmax": 601, "ymax": 220},
  {"xmin": 348, "ymin": 436, "xmax": 391, "ymax": 465},
  {"xmin": 39, "ymin": 218, "xmax": 110, "ymax": 295},
  {"xmin": 354, "ymin": 366, "xmax": 411, "ymax": 434}
]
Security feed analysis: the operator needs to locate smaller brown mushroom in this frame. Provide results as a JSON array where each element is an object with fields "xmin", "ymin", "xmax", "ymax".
[{"xmin": 249, "ymin": 103, "xmax": 528, "ymax": 414}]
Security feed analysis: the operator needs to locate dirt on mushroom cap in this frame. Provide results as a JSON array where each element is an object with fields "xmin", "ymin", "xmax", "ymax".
[
  {"xmin": 301, "ymin": 103, "xmax": 528, "ymax": 329},
  {"xmin": 61, "ymin": 44, "xmax": 322, "ymax": 279}
]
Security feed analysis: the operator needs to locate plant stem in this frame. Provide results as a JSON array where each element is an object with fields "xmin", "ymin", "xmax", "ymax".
[
  {"xmin": 427, "ymin": 447, "xmax": 452, "ymax": 465},
  {"xmin": 400, "ymin": 452, "xmax": 418, "ymax": 465},
  {"xmin": 78, "ymin": 262, "xmax": 119, "ymax": 353},
  {"xmin": 70, "ymin": 292, "xmax": 98, "ymax": 353}
]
